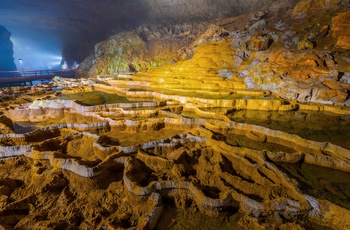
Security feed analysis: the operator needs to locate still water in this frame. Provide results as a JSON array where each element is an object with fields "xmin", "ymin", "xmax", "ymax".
[
  {"xmin": 56, "ymin": 91, "xmax": 148, "ymax": 105},
  {"xmin": 228, "ymin": 110, "xmax": 350, "ymax": 149}
]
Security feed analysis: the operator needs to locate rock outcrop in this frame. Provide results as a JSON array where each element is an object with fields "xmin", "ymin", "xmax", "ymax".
[
  {"xmin": 76, "ymin": 23, "xmax": 208, "ymax": 78},
  {"xmin": 331, "ymin": 10, "xmax": 350, "ymax": 50},
  {"xmin": 77, "ymin": 0, "xmax": 350, "ymax": 106},
  {"xmin": 0, "ymin": 25, "xmax": 16, "ymax": 71}
]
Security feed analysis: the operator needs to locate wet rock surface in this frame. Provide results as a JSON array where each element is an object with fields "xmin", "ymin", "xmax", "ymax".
[
  {"xmin": 0, "ymin": 76, "xmax": 349, "ymax": 229},
  {"xmin": 0, "ymin": 0, "xmax": 350, "ymax": 229}
]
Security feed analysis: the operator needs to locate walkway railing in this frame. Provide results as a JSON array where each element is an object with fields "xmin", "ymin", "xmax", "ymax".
[{"xmin": 0, "ymin": 69, "xmax": 76, "ymax": 84}]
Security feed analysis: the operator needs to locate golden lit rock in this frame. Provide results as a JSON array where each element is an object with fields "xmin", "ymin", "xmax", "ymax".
[{"xmin": 0, "ymin": 1, "xmax": 349, "ymax": 229}]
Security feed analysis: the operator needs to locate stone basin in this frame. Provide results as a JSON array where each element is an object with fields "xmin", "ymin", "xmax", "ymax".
[
  {"xmin": 56, "ymin": 90, "xmax": 153, "ymax": 106},
  {"xmin": 0, "ymin": 82, "xmax": 349, "ymax": 230},
  {"xmin": 228, "ymin": 110, "xmax": 350, "ymax": 149}
]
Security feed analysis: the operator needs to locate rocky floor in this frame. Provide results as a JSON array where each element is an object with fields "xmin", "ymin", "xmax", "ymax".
[
  {"xmin": 0, "ymin": 0, "xmax": 350, "ymax": 229},
  {"xmin": 0, "ymin": 80, "xmax": 349, "ymax": 229}
]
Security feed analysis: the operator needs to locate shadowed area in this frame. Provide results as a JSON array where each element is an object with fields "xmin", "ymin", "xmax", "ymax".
[{"xmin": 0, "ymin": 0, "xmax": 289, "ymax": 68}]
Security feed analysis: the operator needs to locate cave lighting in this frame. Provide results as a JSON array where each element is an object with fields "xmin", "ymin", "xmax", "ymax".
[
  {"xmin": 46, "ymin": 55, "xmax": 63, "ymax": 70},
  {"xmin": 61, "ymin": 61, "xmax": 68, "ymax": 70},
  {"xmin": 11, "ymin": 36, "xmax": 62, "ymax": 70},
  {"xmin": 18, "ymin": 58, "xmax": 24, "ymax": 70}
]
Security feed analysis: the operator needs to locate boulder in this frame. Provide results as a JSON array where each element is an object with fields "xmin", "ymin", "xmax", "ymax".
[
  {"xmin": 297, "ymin": 38, "xmax": 314, "ymax": 50},
  {"xmin": 248, "ymin": 33, "xmax": 270, "ymax": 51}
]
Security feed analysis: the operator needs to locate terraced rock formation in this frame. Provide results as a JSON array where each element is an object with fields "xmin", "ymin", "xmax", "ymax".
[
  {"xmin": 0, "ymin": 77, "xmax": 349, "ymax": 229},
  {"xmin": 0, "ymin": 0, "xmax": 349, "ymax": 229}
]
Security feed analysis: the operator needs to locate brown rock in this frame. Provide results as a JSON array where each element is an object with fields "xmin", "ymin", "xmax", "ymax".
[
  {"xmin": 292, "ymin": 0, "xmax": 342, "ymax": 15},
  {"xmin": 76, "ymin": 23, "xmax": 208, "ymax": 78},
  {"xmin": 241, "ymin": 49, "xmax": 348, "ymax": 104},
  {"xmin": 0, "ymin": 195, "xmax": 9, "ymax": 209},
  {"xmin": 248, "ymin": 34, "xmax": 270, "ymax": 51},
  {"xmin": 279, "ymin": 223, "xmax": 305, "ymax": 230},
  {"xmin": 322, "ymin": 79, "xmax": 344, "ymax": 90},
  {"xmin": 332, "ymin": 11, "xmax": 350, "ymax": 50},
  {"xmin": 192, "ymin": 24, "xmax": 229, "ymax": 47},
  {"xmin": 0, "ymin": 186, "xmax": 11, "ymax": 196},
  {"xmin": 297, "ymin": 39, "xmax": 314, "ymax": 50},
  {"xmin": 0, "ymin": 115, "xmax": 14, "ymax": 134},
  {"xmin": 238, "ymin": 216, "xmax": 265, "ymax": 230}
]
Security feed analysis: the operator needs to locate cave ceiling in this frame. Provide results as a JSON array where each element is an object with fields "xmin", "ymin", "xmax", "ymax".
[
  {"xmin": 0, "ymin": 0, "xmax": 283, "ymax": 44},
  {"xmin": 1, "ymin": 0, "xmax": 148, "ymax": 43},
  {"xmin": 1, "ymin": 0, "xmax": 300, "ymax": 67}
]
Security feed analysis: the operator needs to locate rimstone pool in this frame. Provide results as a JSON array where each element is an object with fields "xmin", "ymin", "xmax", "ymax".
[
  {"xmin": 2, "ymin": 1, "xmax": 350, "ymax": 228},
  {"xmin": 0, "ymin": 79, "xmax": 349, "ymax": 229},
  {"xmin": 56, "ymin": 90, "xmax": 151, "ymax": 106},
  {"xmin": 0, "ymin": 80, "xmax": 348, "ymax": 230}
]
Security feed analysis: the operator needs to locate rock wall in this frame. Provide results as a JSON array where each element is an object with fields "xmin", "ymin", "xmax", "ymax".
[
  {"xmin": 0, "ymin": 25, "xmax": 16, "ymax": 71},
  {"xmin": 63, "ymin": 0, "xmax": 296, "ymax": 65},
  {"xmin": 75, "ymin": 0, "xmax": 303, "ymax": 77},
  {"xmin": 77, "ymin": 0, "xmax": 350, "ymax": 106},
  {"xmin": 76, "ymin": 22, "xmax": 208, "ymax": 78}
]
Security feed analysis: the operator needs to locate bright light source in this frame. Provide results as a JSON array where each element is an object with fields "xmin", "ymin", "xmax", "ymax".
[
  {"xmin": 61, "ymin": 61, "xmax": 68, "ymax": 70},
  {"xmin": 18, "ymin": 58, "xmax": 24, "ymax": 70}
]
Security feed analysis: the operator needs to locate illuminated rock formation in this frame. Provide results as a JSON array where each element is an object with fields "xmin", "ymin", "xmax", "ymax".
[
  {"xmin": 0, "ymin": 0, "xmax": 349, "ymax": 229},
  {"xmin": 78, "ymin": 0, "xmax": 350, "ymax": 106},
  {"xmin": 0, "ymin": 87, "xmax": 348, "ymax": 228},
  {"xmin": 76, "ymin": 23, "xmax": 208, "ymax": 78}
]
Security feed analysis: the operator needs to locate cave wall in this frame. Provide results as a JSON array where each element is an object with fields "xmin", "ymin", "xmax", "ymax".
[
  {"xmin": 63, "ymin": 0, "xmax": 300, "ymax": 65},
  {"xmin": 76, "ymin": 0, "xmax": 302, "ymax": 77},
  {"xmin": 145, "ymin": 0, "xmax": 276, "ymax": 21},
  {"xmin": 0, "ymin": 25, "xmax": 16, "ymax": 71}
]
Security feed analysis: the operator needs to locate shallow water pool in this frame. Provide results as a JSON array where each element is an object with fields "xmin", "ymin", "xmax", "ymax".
[
  {"xmin": 228, "ymin": 110, "xmax": 350, "ymax": 149},
  {"xmin": 56, "ymin": 91, "xmax": 151, "ymax": 106}
]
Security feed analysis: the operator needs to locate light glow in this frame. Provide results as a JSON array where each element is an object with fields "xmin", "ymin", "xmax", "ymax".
[{"xmin": 10, "ymin": 34, "xmax": 62, "ymax": 70}]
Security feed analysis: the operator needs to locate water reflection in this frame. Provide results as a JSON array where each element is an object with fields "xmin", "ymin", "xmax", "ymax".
[
  {"xmin": 13, "ymin": 122, "xmax": 37, "ymax": 134},
  {"xmin": 56, "ymin": 91, "xmax": 151, "ymax": 106},
  {"xmin": 227, "ymin": 110, "xmax": 350, "ymax": 149}
]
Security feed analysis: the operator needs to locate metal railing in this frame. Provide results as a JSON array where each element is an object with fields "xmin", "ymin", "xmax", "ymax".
[{"xmin": 0, "ymin": 69, "xmax": 76, "ymax": 83}]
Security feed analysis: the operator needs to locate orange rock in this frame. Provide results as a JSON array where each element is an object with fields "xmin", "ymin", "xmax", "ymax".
[
  {"xmin": 248, "ymin": 34, "xmax": 270, "ymax": 51},
  {"xmin": 292, "ymin": 0, "xmax": 342, "ymax": 14},
  {"xmin": 297, "ymin": 39, "xmax": 314, "ymax": 50},
  {"xmin": 332, "ymin": 11, "xmax": 350, "ymax": 50},
  {"xmin": 322, "ymin": 79, "xmax": 343, "ymax": 90},
  {"xmin": 334, "ymin": 36, "xmax": 350, "ymax": 50}
]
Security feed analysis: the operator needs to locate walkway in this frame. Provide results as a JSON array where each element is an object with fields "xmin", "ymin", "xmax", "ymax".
[{"xmin": 0, "ymin": 69, "xmax": 76, "ymax": 84}]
